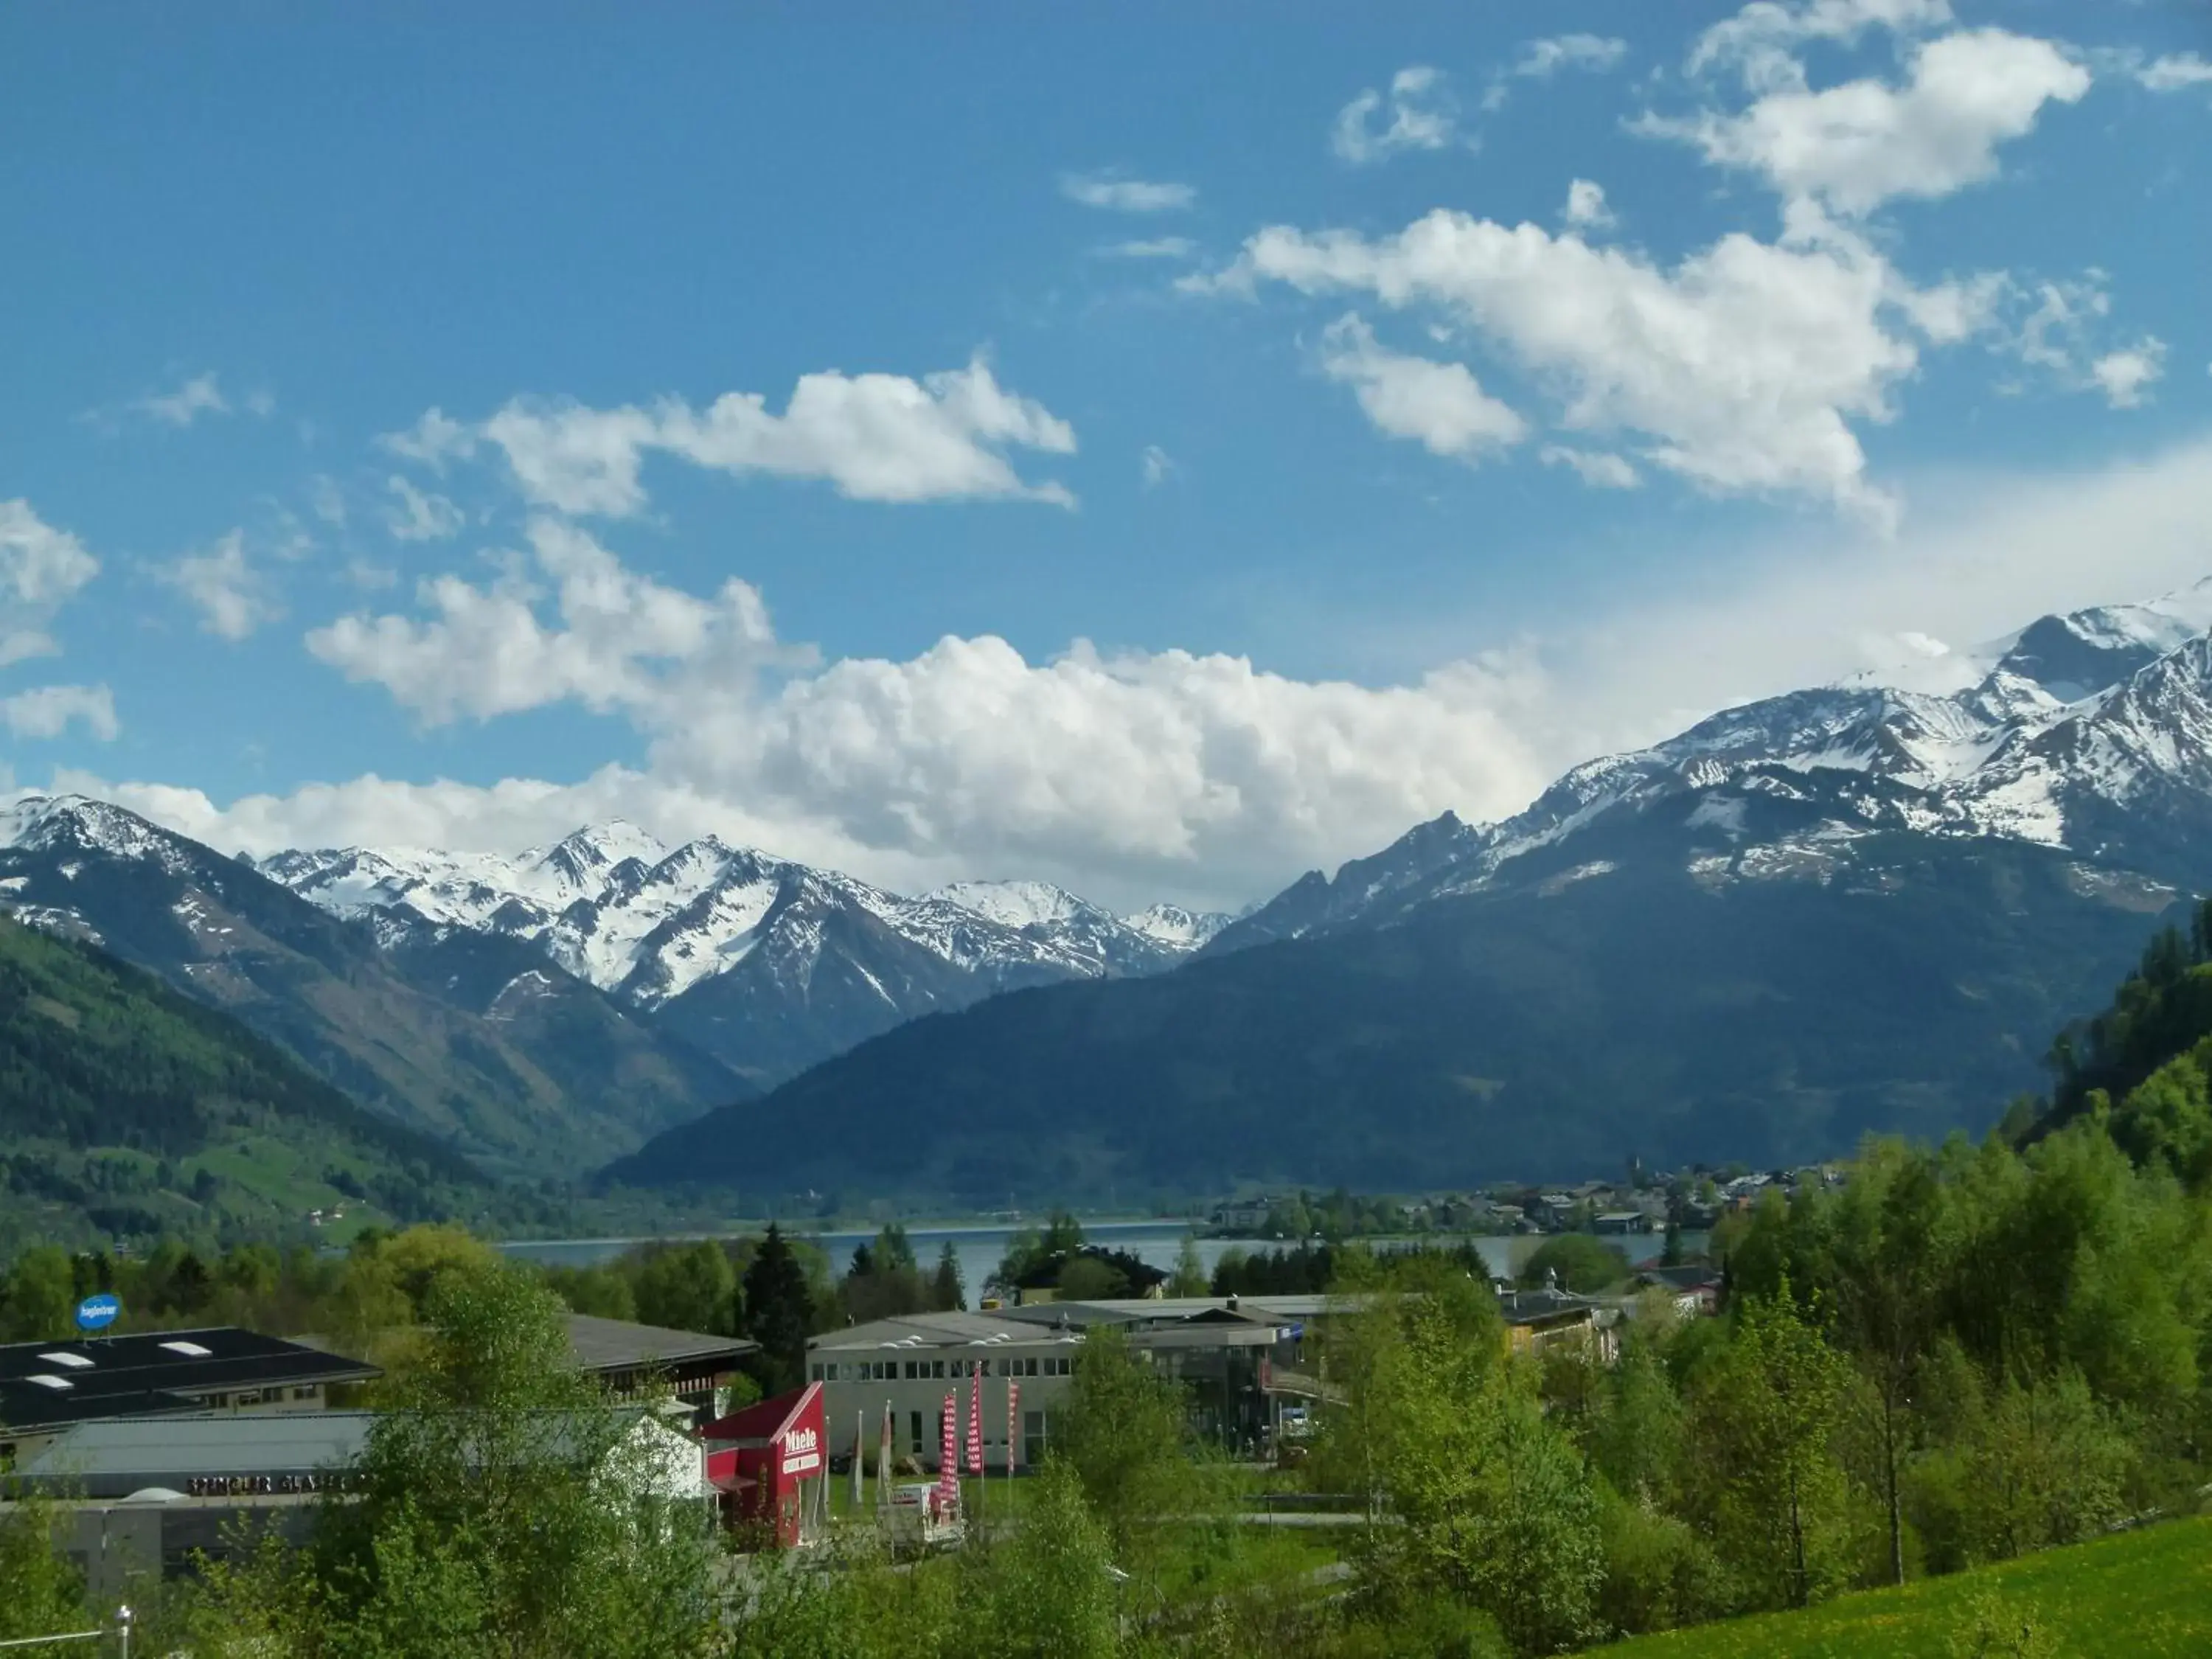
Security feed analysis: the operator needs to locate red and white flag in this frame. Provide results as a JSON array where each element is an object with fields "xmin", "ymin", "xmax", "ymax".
[
  {"xmin": 966, "ymin": 1369, "xmax": 984, "ymax": 1476},
  {"xmin": 937, "ymin": 1392, "xmax": 959, "ymax": 1512},
  {"xmin": 1008, "ymin": 1380, "xmax": 1021, "ymax": 1472}
]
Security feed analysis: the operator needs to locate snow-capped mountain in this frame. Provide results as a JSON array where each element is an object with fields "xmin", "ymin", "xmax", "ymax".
[
  {"xmin": 1212, "ymin": 582, "xmax": 2212, "ymax": 953},
  {"xmin": 256, "ymin": 830, "xmax": 1231, "ymax": 1086},
  {"xmin": 0, "ymin": 796, "xmax": 747, "ymax": 1172}
]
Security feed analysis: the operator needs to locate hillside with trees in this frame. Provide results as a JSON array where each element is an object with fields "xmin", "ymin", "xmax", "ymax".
[
  {"xmin": 0, "ymin": 914, "xmax": 493, "ymax": 1252},
  {"xmin": 605, "ymin": 835, "xmax": 2174, "ymax": 1205}
]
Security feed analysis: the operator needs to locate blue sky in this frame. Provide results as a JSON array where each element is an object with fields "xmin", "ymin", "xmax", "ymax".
[{"xmin": 3, "ymin": 1, "xmax": 2209, "ymax": 909}]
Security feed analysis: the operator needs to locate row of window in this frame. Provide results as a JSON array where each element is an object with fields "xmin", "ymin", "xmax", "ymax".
[
  {"xmin": 900, "ymin": 1408, "xmax": 1055, "ymax": 1464},
  {"xmin": 812, "ymin": 1354, "xmax": 1074, "ymax": 1383}
]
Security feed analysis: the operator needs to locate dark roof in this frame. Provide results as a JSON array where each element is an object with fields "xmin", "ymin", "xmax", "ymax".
[
  {"xmin": 0, "ymin": 1327, "xmax": 378, "ymax": 1434},
  {"xmin": 564, "ymin": 1315, "xmax": 756, "ymax": 1379}
]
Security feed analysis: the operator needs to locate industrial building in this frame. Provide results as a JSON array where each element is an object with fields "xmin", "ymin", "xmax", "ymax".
[
  {"xmin": 5, "ymin": 1405, "xmax": 714, "ymax": 1602},
  {"xmin": 0, "ymin": 1326, "xmax": 380, "ymax": 1467},
  {"xmin": 807, "ymin": 1293, "xmax": 1352, "ymax": 1467}
]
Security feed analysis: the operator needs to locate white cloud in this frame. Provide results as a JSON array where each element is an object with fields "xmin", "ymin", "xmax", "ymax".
[
  {"xmin": 1, "ymin": 684, "xmax": 118, "ymax": 742},
  {"xmin": 1540, "ymin": 445, "xmax": 1642, "ymax": 489},
  {"xmin": 1141, "ymin": 445, "xmax": 1174, "ymax": 487},
  {"xmin": 1059, "ymin": 172, "xmax": 1197, "ymax": 212},
  {"xmin": 0, "ymin": 499, "xmax": 100, "ymax": 666},
  {"xmin": 308, "ymin": 475, "xmax": 349, "ymax": 528},
  {"xmin": 1562, "ymin": 179, "xmax": 1615, "ymax": 229},
  {"xmin": 1333, "ymin": 66, "xmax": 1461, "ymax": 164},
  {"xmin": 1691, "ymin": 0, "xmax": 1955, "ymax": 93},
  {"xmin": 0, "ymin": 501, "xmax": 100, "ymax": 610},
  {"xmin": 378, "ymin": 408, "xmax": 477, "ymax": 471},
  {"xmin": 1514, "ymin": 35, "xmax": 1628, "ymax": 79},
  {"xmin": 275, "ymin": 521, "xmax": 1556, "ymax": 904},
  {"xmin": 1997, "ymin": 275, "xmax": 2166, "ymax": 406},
  {"xmin": 307, "ymin": 518, "xmax": 793, "ymax": 725},
  {"xmin": 383, "ymin": 476, "xmax": 465, "ymax": 542},
  {"xmin": 455, "ymin": 356, "xmax": 1076, "ymax": 517},
  {"xmin": 1318, "ymin": 314, "xmax": 1527, "ymax": 462},
  {"xmin": 2091, "ymin": 340, "xmax": 2166, "ymax": 409},
  {"xmin": 1101, "ymin": 237, "xmax": 1197, "ymax": 260},
  {"xmin": 163, "ymin": 532, "xmax": 279, "ymax": 641},
  {"xmin": 1200, "ymin": 209, "xmax": 1964, "ymax": 524},
  {"xmin": 2138, "ymin": 53, "xmax": 2212, "ymax": 92},
  {"xmin": 1649, "ymin": 27, "xmax": 2091, "ymax": 217},
  {"xmin": 136, "ymin": 372, "xmax": 230, "ymax": 428}
]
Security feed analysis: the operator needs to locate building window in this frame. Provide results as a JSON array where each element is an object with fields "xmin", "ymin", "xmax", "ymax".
[
  {"xmin": 1023, "ymin": 1408, "xmax": 1050, "ymax": 1467},
  {"xmin": 1024, "ymin": 1358, "xmax": 1039, "ymax": 1377},
  {"xmin": 810, "ymin": 1363, "xmax": 824, "ymax": 1382},
  {"xmin": 910, "ymin": 1411, "xmax": 924, "ymax": 1455},
  {"xmin": 931, "ymin": 1360, "xmax": 945, "ymax": 1378}
]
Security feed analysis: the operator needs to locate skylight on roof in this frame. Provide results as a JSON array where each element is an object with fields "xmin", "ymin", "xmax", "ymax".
[
  {"xmin": 38, "ymin": 1352, "xmax": 94, "ymax": 1368},
  {"xmin": 27, "ymin": 1374, "xmax": 74, "ymax": 1390},
  {"xmin": 159, "ymin": 1339, "xmax": 215, "ymax": 1358}
]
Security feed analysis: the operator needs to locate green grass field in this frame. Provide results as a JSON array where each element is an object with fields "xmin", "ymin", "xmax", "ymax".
[{"xmin": 1610, "ymin": 1517, "xmax": 2212, "ymax": 1658}]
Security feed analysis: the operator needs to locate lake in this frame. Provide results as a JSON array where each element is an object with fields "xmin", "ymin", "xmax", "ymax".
[{"xmin": 498, "ymin": 1221, "xmax": 1708, "ymax": 1301}]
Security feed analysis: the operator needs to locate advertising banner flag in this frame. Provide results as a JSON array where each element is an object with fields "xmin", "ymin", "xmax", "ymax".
[
  {"xmin": 852, "ymin": 1410, "xmax": 864, "ymax": 1509},
  {"xmin": 966, "ymin": 1369, "xmax": 984, "ymax": 1476},
  {"xmin": 937, "ymin": 1392, "xmax": 959, "ymax": 1513},
  {"xmin": 1008, "ymin": 1380, "xmax": 1020, "ymax": 1474}
]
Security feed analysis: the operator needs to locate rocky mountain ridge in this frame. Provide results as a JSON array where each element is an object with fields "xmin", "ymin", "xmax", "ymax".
[{"xmin": 255, "ymin": 828, "xmax": 1231, "ymax": 1087}]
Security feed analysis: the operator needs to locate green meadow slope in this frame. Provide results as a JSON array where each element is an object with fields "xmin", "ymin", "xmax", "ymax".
[{"xmin": 1609, "ymin": 1516, "xmax": 2212, "ymax": 1658}]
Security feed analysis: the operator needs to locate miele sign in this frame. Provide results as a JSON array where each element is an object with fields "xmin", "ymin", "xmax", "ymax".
[{"xmin": 781, "ymin": 1425, "xmax": 821, "ymax": 1477}]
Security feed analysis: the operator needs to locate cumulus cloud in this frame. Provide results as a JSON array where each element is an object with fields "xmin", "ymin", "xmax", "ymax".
[
  {"xmin": 1333, "ymin": 66, "xmax": 1461, "ymax": 164},
  {"xmin": 379, "ymin": 408, "xmax": 477, "ymax": 471},
  {"xmin": 1059, "ymin": 172, "xmax": 1197, "ymax": 212},
  {"xmin": 307, "ymin": 518, "xmax": 794, "ymax": 725},
  {"xmin": 1317, "ymin": 314, "xmax": 1527, "ymax": 461},
  {"xmin": 1101, "ymin": 237, "xmax": 1197, "ymax": 260},
  {"xmin": 1648, "ymin": 26, "xmax": 2091, "ymax": 217},
  {"xmin": 424, "ymin": 357, "xmax": 1076, "ymax": 518},
  {"xmin": 1562, "ymin": 179, "xmax": 1615, "ymax": 229},
  {"xmin": 1690, "ymin": 0, "xmax": 1955, "ymax": 93},
  {"xmin": 1514, "ymin": 34, "xmax": 1628, "ymax": 80},
  {"xmin": 137, "ymin": 372, "xmax": 231, "ymax": 428},
  {"xmin": 1141, "ymin": 445, "xmax": 1174, "ymax": 487},
  {"xmin": 383, "ymin": 476, "xmax": 465, "ymax": 542},
  {"xmin": 0, "ymin": 499, "xmax": 101, "ymax": 666},
  {"xmin": 1997, "ymin": 276, "xmax": 2166, "ymax": 407},
  {"xmin": 162, "ymin": 532, "xmax": 280, "ymax": 641},
  {"xmin": 1540, "ymin": 445, "xmax": 1642, "ymax": 489},
  {"xmin": 278, "ymin": 520, "xmax": 1558, "ymax": 903},
  {"xmin": 1197, "ymin": 208, "xmax": 1972, "ymax": 524},
  {"xmin": 2091, "ymin": 340, "xmax": 2166, "ymax": 409},
  {"xmin": 2138, "ymin": 53, "xmax": 2212, "ymax": 93},
  {"xmin": 1, "ymin": 684, "xmax": 118, "ymax": 742}
]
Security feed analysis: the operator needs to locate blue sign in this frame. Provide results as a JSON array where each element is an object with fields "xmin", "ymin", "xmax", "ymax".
[{"xmin": 75, "ymin": 1293, "xmax": 120, "ymax": 1332}]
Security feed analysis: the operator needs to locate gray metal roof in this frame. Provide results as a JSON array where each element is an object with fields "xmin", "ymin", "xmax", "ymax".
[
  {"xmin": 999, "ymin": 1294, "xmax": 1355, "ymax": 1328},
  {"xmin": 810, "ymin": 1312, "xmax": 1083, "ymax": 1352},
  {"xmin": 13, "ymin": 1412, "xmax": 375, "ymax": 1486},
  {"xmin": 564, "ymin": 1315, "xmax": 756, "ymax": 1374}
]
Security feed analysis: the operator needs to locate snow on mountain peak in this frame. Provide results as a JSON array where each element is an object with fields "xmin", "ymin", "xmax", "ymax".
[
  {"xmin": 925, "ymin": 880, "xmax": 1101, "ymax": 931},
  {"xmin": 0, "ymin": 794, "xmax": 198, "ymax": 872},
  {"xmin": 1121, "ymin": 902, "xmax": 1235, "ymax": 950}
]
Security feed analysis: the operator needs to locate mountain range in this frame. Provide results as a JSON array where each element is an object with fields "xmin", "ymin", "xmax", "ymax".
[
  {"xmin": 604, "ymin": 583, "xmax": 2212, "ymax": 1203},
  {"xmin": 11, "ymin": 581, "xmax": 2212, "ymax": 1211},
  {"xmin": 251, "ymin": 832, "xmax": 1233, "ymax": 1088},
  {"xmin": 0, "ymin": 796, "xmax": 1231, "ymax": 1186}
]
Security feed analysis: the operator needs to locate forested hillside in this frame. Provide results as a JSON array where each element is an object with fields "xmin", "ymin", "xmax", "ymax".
[
  {"xmin": 605, "ymin": 834, "xmax": 2175, "ymax": 1204},
  {"xmin": 0, "ymin": 914, "xmax": 493, "ymax": 1251}
]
